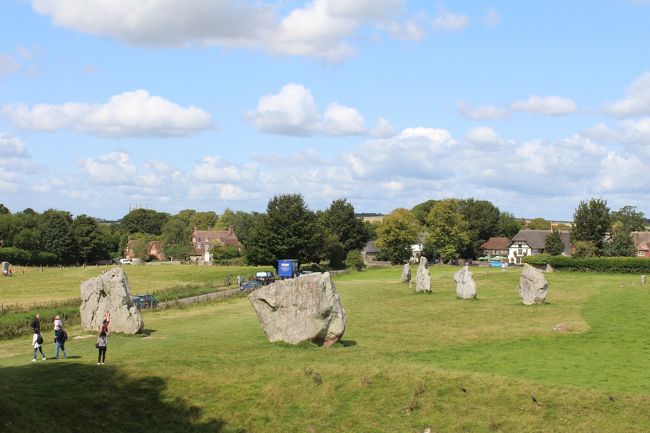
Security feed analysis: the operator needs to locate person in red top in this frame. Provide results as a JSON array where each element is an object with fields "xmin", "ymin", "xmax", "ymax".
[{"xmin": 101, "ymin": 312, "xmax": 110, "ymax": 334}]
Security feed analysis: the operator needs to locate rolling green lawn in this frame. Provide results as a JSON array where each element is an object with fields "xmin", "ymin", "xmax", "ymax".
[{"xmin": 1, "ymin": 265, "xmax": 649, "ymax": 432}]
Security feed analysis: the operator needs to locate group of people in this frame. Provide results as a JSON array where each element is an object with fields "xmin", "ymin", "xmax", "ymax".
[{"xmin": 30, "ymin": 312, "xmax": 111, "ymax": 364}]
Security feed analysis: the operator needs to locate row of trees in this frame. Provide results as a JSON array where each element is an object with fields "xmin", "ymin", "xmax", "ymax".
[{"xmin": 376, "ymin": 198, "xmax": 524, "ymax": 264}]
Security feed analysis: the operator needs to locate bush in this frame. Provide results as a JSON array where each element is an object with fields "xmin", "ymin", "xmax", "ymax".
[
  {"xmin": 345, "ymin": 250, "xmax": 365, "ymax": 271},
  {"xmin": 524, "ymin": 254, "xmax": 650, "ymax": 273},
  {"xmin": 0, "ymin": 247, "xmax": 58, "ymax": 266}
]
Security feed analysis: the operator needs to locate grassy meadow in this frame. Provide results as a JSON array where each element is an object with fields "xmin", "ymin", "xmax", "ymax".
[{"xmin": 1, "ymin": 265, "xmax": 650, "ymax": 432}]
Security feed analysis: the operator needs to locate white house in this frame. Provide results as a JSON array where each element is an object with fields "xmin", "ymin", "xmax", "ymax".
[{"xmin": 508, "ymin": 230, "xmax": 572, "ymax": 264}]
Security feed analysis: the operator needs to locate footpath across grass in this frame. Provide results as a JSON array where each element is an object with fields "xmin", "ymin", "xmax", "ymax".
[{"xmin": 1, "ymin": 265, "xmax": 649, "ymax": 432}]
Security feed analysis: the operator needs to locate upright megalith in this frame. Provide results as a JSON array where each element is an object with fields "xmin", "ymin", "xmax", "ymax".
[
  {"xmin": 415, "ymin": 256, "xmax": 431, "ymax": 293},
  {"xmin": 517, "ymin": 264, "xmax": 548, "ymax": 305},
  {"xmin": 248, "ymin": 272, "xmax": 346, "ymax": 347},
  {"xmin": 80, "ymin": 267, "xmax": 143, "ymax": 334},
  {"xmin": 402, "ymin": 263, "xmax": 411, "ymax": 283},
  {"xmin": 454, "ymin": 265, "xmax": 477, "ymax": 299}
]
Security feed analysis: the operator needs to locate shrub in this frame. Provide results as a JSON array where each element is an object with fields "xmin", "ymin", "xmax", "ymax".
[
  {"xmin": 524, "ymin": 254, "xmax": 650, "ymax": 273},
  {"xmin": 0, "ymin": 247, "xmax": 58, "ymax": 266},
  {"xmin": 345, "ymin": 250, "xmax": 365, "ymax": 271}
]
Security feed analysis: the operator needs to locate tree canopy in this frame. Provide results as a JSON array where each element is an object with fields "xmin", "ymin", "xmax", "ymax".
[
  {"xmin": 571, "ymin": 198, "xmax": 611, "ymax": 252},
  {"xmin": 376, "ymin": 208, "xmax": 420, "ymax": 264}
]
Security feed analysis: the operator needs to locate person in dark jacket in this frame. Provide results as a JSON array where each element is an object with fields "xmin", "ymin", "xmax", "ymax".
[
  {"xmin": 54, "ymin": 327, "xmax": 68, "ymax": 359},
  {"xmin": 97, "ymin": 331, "xmax": 107, "ymax": 365},
  {"xmin": 31, "ymin": 313, "xmax": 41, "ymax": 333}
]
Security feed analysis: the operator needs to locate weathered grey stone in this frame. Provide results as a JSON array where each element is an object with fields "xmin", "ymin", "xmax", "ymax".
[
  {"xmin": 552, "ymin": 323, "xmax": 572, "ymax": 332},
  {"xmin": 248, "ymin": 272, "xmax": 346, "ymax": 346},
  {"xmin": 518, "ymin": 263, "xmax": 548, "ymax": 305},
  {"xmin": 454, "ymin": 265, "xmax": 477, "ymax": 299},
  {"xmin": 401, "ymin": 263, "xmax": 411, "ymax": 283},
  {"xmin": 642, "ymin": 275, "xmax": 646, "ymax": 286},
  {"xmin": 545, "ymin": 264, "xmax": 554, "ymax": 273},
  {"xmin": 80, "ymin": 267, "xmax": 143, "ymax": 334},
  {"xmin": 415, "ymin": 256, "xmax": 431, "ymax": 293}
]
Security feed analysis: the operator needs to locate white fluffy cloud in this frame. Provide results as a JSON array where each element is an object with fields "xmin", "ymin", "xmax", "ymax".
[
  {"xmin": 464, "ymin": 126, "xmax": 502, "ymax": 145},
  {"xmin": 192, "ymin": 156, "xmax": 255, "ymax": 183},
  {"xmin": 510, "ymin": 95, "xmax": 576, "ymax": 115},
  {"xmin": 431, "ymin": 5, "xmax": 469, "ymax": 31},
  {"xmin": 604, "ymin": 71, "xmax": 650, "ymax": 117},
  {"xmin": 32, "ymin": 0, "xmax": 406, "ymax": 62},
  {"xmin": 0, "ymin": 133, "xmax": 28, "ymax": 157},
  {"xmin": 248, "ymin": 83, "xmax": 373, "ymax": 136},
  {"xmin": 597, "ymin": 153, "xmax": 649, "ymax": 193},
  {"xmin": 3, "ymin": 90, "xmax": 213, "ymax": 137}
]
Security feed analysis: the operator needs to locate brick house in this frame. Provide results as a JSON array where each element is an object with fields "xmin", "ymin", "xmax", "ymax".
[
  {"xmin": 479, "ymin": 237, "xmax": 511, "ymax": 257},
  {"xmin": 124, "ymin": 239, "xmax": 166, "ymax": 261},
  {"xmin": 631, "ymin": 232, "xmax": 650, "ymax": 258},
  {"xmin": 190, "ymin": 227, "xmax": 243, "ymax": 262}
]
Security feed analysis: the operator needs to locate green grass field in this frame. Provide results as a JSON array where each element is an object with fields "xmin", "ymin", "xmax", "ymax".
[{"xmin": 1, "ymin": 265, "xmax": 649, "ymax": 432}]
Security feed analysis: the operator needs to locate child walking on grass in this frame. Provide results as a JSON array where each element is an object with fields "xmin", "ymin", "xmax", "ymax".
[
  {"xmin": 97, "ymin": 331, "xmax": 107, "ymax": 365},
  {"xmin": 32, "ymin": 330, "xmax": 46, "ymax": 361}
]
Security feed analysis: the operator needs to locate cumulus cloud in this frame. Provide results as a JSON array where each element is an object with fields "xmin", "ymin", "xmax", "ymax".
[
  {"xmin": 604, "ymin": 71, "xmax": 650, "ymax": 117},
  {"xmin": 464, "ymin": 126, "xmax": 502, "ymax": 145},
  {"xmin": 510, "ymin": 95, "xmax": 576, "ymax": 115},
  {"xmin": 192, "ymin": 156, "xmax": 255, "ymax": 183},
  {"xmin": 458, "ymin": 100, "xmax": 509, "ymax": 120},
  {"xmin": 31, "ymin": 0, "xmax": 406, "ymax": 62},
  {"xmin": 3, "ymin": 90, "xmax": 213, "ymax": 137},
  {"xmin": 248, "ymin": 83, "xmax": 378, "ymax": 137},
  {"xmin": 597, "ymin": 153, "xmax": 648, "ymax": 193},
  {"xmin": 431, "ymin": 5, "xmax": 469, "ymax": 31},
  {"xmin": 0, "ymin": 133, "xmax": 28, "ymax": 157},
  {"xmin": 382, "ymin": 17, "xmax": 426, "ymax": 41}
]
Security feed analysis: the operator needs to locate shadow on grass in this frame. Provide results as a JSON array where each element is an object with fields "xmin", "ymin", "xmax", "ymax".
[
  {"xmin": 339, "ymin": 340, "xmax": 357, "ymax": 347},
  {"xmin": 0, "ymin": 363, "xmax": 244, "ymax": 433}
]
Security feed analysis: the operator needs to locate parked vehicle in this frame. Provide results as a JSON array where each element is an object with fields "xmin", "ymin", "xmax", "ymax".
[
  {"xmin": 119, "ymin": 258, "xmax": 132, "ymax": 265},
  {"xmin": 131, "ymin": 294, "xmax": 158, "ymax": 309},
  {"xmin": 241, "ymin": 280, "xmax": 263, "ymax": 291},
  {"xmin": 255, "ymin": 271, "xmax": 275, "ymax": 285}
]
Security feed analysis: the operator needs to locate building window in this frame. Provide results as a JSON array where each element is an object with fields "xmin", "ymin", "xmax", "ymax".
[{"xmin": 639, "ymin": 251, "xmax": 646, "ymax": 257}]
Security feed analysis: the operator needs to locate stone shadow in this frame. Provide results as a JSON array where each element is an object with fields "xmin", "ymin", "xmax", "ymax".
[{"xmin": 0, "ymin": 363, "xmax": 244, "ymax": 433}]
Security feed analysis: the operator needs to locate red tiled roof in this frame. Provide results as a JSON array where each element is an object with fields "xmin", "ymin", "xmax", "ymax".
[{"xmin": 480, "ymin": 237, "xmax": 511, "ymax": 251}]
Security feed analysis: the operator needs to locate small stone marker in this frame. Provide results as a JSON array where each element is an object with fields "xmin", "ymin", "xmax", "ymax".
[
  {"xmin": 642, "ymin": 275, "xmax": 646, "ymax": 286},
  {"xmin": 517, "ymin": 263, "xmax": 548, "ymax": 305},
  {"xmin": 552, "ymin": 323, "xmax": 572, "ymax": 332},
  {"xmin": 454, "ymin": 265, "xmax": 477, "ymax": 299},
  {"xmin": 545, "ymin": 264, "xmax": 554, "ymax": 273},
  {"xmin": 402, "ymin": 263, "xmax": 411, "ymax": 283},
  {"xmin": 415, "ymin": 256, "xmax": 431, "ymax": 293}
]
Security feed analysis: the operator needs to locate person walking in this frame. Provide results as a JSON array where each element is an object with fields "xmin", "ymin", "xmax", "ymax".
[
  {"xmin": 31, "ymin": 313, "xmax": 41, "ymax": 333},
  {"xmin": 54, "ymin": 327, "xmax": 68, "ymax": 359},
  {"xmin": 53, "ymin": 315, "xmax": 62, "ymax": 331},
  {"xmin": 32, "ymin": 330, "xmax": 46, "ymax": 361},
  {"xmin": 96, "ymin": 331, "xmax": 107, "ymax": 365},
  {"xmin": 101, "ymin": 312, "xmax": 110, "ymax": 334}
]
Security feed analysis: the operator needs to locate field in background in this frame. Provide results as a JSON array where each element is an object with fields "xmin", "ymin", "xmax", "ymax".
[{"xmin": 1, "ymin": 265, "xmax": 649, "ymax": 432}]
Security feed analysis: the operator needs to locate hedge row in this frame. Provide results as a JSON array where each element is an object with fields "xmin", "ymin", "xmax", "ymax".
[
  {"xmin": 523, "ymin": 254, "xmax": 650, "ymax": 273},
  {"xmin": 0, "ymin": 247, "xmax": 59, "ymax": 266}
]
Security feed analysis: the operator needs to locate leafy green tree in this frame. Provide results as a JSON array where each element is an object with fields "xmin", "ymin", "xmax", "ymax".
[
  {"xmin": 120, "ymin": 208, "xmax": 170, "ymax": 235},
  {"xmin": 425, "ymin": 199, "xmax": 470, "ymax": 263},
  {"xmin": 210, "ymin": 244, "xmax": 241, "ymax": 262},
  {"xmin": 573, "ymin": 240, "xmax": 598, "ymax": 258},
  {"xmin": 320, "ymin": 231, "xmax": 346, "ymax": 269},
  {"xmin": 320, "ymin": 199, "xmax": 369, "ymax": 254},
  {"xmin": 376, "ymin": 208, "xmax": 420, "ymax": 264},
  {"xmin": 73, "ymin": 214, "xmax": 111, "ymax": 264},
  {"xmin": 571, "ymin": 198, "xmax": 611, "ymax": 253},
  {"xmin": 527, "ymin": 217, "xmax": 552, "ymax": 230},
  {"xmin": 13, "ymin": 228, "xmax": 39, "ymax": 251},
  {"xmin": 130, "ymin": 238, "xmax": 150, "ymax": 261},
  {"xmin": 544, "ymin": 230, "xmax": 564, "ymax": 256},
  {"xmin": 345, "ymin": 249, "xmax": 365, "ymax": 271},
  {"xmin": 216, "ymin": 208, "xmax": 258, "ymax": 246},
  {"xmin": 411, "ymin": 200, "xmax": 437, "ymax": 225},
  {"xmin": 611, "ymin": 205, "xmax": 646, "ymax": 233},
  {"xmin": 457, "ymin": 198, "xmax": 500, "ymax": 258},
  {"xmin": 161, "ymin": 217, "xmax": 192, "ymax": 259},
  {"xmin": 244, "ymin": 194, "xmax": 323, "ymax": 265},
  {"xmin": 605, "ymin": 229, "xmax": 636, "ymax": 257},
  {"xmin": 0, "ymin": 204, "xmax": 9, "ymax": 214},
  {"xmin": 39, "ymin": 209, "xmax": 77, "ymax": 264},
  {"xmin": 188, "ymin": 211, "xmax": 218, "ymax": 230},
  {"xmin": 496, "ymin": 212, "xmax": 523, "ymax": 238}
]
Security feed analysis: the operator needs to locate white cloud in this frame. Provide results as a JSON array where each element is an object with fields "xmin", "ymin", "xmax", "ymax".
[
  {"xmin": 192, "ymin": 156, "xmax": 255, "ymax": 183},
  {"xmin": 383, "ymin": 17, "xmax": 425, "ymax": 41},
  {"xmin": 510, "ymin": 95, "xmax": 576, "ymax": 115},
  {"xmin": 458, "ymin": 100, "xmax": 509, "ymax": 120},
  {"xmin": 465, "ymin": 126, "xmax": 502, "ymax": 145},
  {"xmin": 31, "ymin": 0, "xmax": 407, "ymax": 62},
  {"xmin": 431, "ymin": 5, "xmax": 469, "ymax": 31},
  {"xmin": 248, "ymin": 83, "xmax": 378, "ymax": 137},
  {"xmin": 322, "ymin": 103, "xmax": 366, "ymax": 135},
  {"xmin": 0, "ymin": 133, "xmax": 28, "ymax": 157},
  {"xmin": 604, "ymin": 71, "xmax": 650, "ymax": 117},
  {"xmin": 0, "ymin": 54, "xmax": 20, "ymax": 77},
  {"xmin": 597, "ymin": 153, "xmax": 648, "ymax": 193},
  {"xmin": 3, "ymin": 90, "xmax": 213, "ymax": 137},
  {"xmin": 484, "ymin": 7, "xmax": 501, "ymax": 27},
  {"xmin": 370, "ymin": 117, "xmax": 397, "ymax": 138}
]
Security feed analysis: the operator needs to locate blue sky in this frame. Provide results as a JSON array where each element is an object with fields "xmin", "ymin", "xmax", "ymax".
[{"xmin": 1, "ymin": 0, "xmax": 649, "ymax": 220}]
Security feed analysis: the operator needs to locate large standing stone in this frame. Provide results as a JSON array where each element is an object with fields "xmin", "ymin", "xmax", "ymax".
[
  {"xmin": 518, "ymin": 264, "xmax": 548, "ymax": 305},
  {"xmin": 415, "ymin": 256, "xmax": 431, "ymax": 293},
  {"xmin": 401, "ymin": 263, "xmax": 411, "ymax": 283},
  {"xmin": 248, "ymin": 272, "xmax": 346, "ymax": 346},
  {"xmin": 454, "ymin": 265, "xmax": 477, "ymax": 299},
  {"xmin": 80, "ymin": 267, "xmax": 143, "ymax": 334}
]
